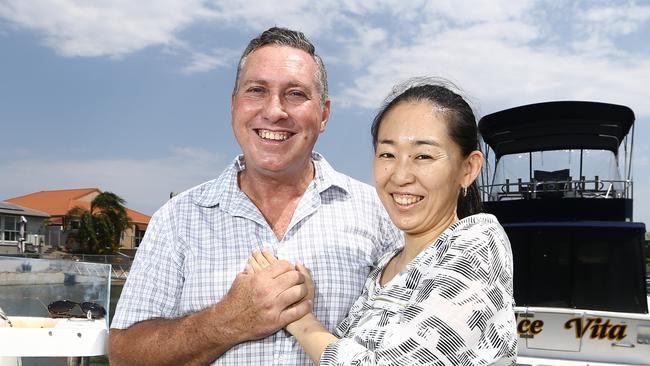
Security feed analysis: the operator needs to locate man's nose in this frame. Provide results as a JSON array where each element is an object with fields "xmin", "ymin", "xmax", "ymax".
[{"xmin": 262, "ymin": 94, "xmax": 289, "ymax": 122}]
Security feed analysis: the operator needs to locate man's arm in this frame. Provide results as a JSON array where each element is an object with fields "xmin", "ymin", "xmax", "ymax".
[{"xmin": 108, "ymin": 260, "xmax": 311, "ymax": 366}]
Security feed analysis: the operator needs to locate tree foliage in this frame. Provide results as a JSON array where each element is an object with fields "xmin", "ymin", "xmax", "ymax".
[{"xmin": 65, "ymin": 192, "xmax": 131, "ymax": 254}]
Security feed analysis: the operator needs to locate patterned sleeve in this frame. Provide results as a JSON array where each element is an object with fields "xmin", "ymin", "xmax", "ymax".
[
  {"xmin": 110, "ymin": 201, "xmax": 185, "ymax": 329},
  {"xmin": 321, "ymin": 221, "xmax": 516, "ymax": 365}
]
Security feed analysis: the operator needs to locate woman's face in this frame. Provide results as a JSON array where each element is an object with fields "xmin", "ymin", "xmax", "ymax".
[{"xmin": 373, "ymin": 100, "xmax": 467, "ymax": 236}]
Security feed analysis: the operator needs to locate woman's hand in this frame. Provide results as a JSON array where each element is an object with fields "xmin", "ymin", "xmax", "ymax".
[{"xmin": 247, "ymin": 250, "xmax": 316, "ymax": 309}]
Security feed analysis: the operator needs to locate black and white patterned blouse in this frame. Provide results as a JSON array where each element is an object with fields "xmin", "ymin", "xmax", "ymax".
[{"xmin": 321, "ymin": 213, "xmax": 517, "ymax": 365}]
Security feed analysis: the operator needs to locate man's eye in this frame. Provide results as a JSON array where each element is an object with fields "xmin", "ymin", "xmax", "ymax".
[
  {"xmin": 247, "ymin": 86, "xmax": 265, "ymax": 94},
  {"xmin": 378, "ymin": 152, "xmax": 394, "ymax": 158},
  {"xmin": 286, "ymin": 90, "xmax": 308, "ymax": 101},
  {"xmin": 415, "ymin": 154, "xmax": 433, "ymax": 160}
]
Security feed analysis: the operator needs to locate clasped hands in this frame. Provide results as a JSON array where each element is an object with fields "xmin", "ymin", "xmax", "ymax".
[
  {"xmin": 246, "ymin": 249, "xmax": 316, "ymax": 312},
  {"xmin": 224, "ymin": 249, "xmax": 315, "ymax": 341}
]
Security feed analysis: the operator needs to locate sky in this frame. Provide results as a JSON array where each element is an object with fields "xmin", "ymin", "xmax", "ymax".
[{"xmin": 1, "ymin": 0, "xmax": 649, "ymax": 225}]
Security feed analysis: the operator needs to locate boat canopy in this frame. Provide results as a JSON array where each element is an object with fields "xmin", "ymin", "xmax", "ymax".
[{"xmin": 479, "ymin": 101, "xmax": 635, "ymax": 159}]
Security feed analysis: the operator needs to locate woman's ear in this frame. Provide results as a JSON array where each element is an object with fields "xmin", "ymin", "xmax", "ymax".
[{"xmin": 462, "ymin": 150, "xmax": 484, "ymax": 188}]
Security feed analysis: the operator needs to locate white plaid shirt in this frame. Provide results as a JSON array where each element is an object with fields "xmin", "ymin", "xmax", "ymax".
[{"xmin": 112, "ymin": 152, "xmax": 402, "ymax": 365}]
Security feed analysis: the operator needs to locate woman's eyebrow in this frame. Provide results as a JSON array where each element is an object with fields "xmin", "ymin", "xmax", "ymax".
[
  {"xmin": 413, "ymin": 139, "xmax": 440, "ymax": 147},
  {"xmin": 377, "ymin": 138, "xmax": 441, "ymax": 147}
]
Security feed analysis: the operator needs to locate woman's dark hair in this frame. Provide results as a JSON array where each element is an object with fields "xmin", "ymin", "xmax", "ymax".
[{"xmin": 371, "ymin": 77, "xmax": 482, "ymax": 218}]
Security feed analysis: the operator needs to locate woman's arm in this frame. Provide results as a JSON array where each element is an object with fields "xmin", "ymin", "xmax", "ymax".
[{"xmin": 286, "ymin": 312, "xmax": 338, "ymax": 364}]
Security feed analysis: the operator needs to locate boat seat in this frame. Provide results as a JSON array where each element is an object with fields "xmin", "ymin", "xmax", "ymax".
[{"xmin": 534, "ymin": 169, "xmax": 570, "ymax": 198}]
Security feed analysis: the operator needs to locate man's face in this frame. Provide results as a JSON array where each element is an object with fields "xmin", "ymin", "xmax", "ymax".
[{"xmin": 232, "ymin": 45, "xmax": 330, "ymax": 178}]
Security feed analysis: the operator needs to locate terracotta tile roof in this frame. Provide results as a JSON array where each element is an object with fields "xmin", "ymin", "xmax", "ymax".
[
  {"xmin": 126, "ymin": 208, "xmax": 150, "ymax": 224},
  {"xmin": 6, "ymin": 188, "xmax": 100, "ymax": 216},
  {"xmin": 5, "ymin": 188, "xmax": 150, "ymax": 224}
]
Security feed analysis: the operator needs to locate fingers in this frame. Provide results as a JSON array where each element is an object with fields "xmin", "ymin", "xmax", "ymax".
[
  {"xmin": 252, "ymin": 250, "xmax": 271, "ymax": 268},
  {"xmin": 276, "ymin": 280, "xmax": 308, "ymax": 307},
  {"xmin": 261, "ymin": 249, "xmax": 279, "ymax": 265},
  {"xmin": 247, "ymin": 257, "xmax": 263, "ymax": 273},
  {"xmin": 279, "ymin": 298, "xmax": 312, "ymax": 325},
  {"xmin": 296, "ymin": 263, "xmax": 312, "ymax": 282},
  {"xmin": 247, "ymin": 249, "xmax": 280, "ymax": 274},
  {"xmin": 265, "ymin": 259, "xmax": 297, "ymax": 279},
  {"xmin": 296, "ymin": 263, "xmax": 316, "ymax": 302}
]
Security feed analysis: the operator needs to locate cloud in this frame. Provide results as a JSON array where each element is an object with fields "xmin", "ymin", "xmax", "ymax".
[
  {"xmin": 181, "ymin": 48, "xmax": 237, "ymax": 74},
  {"xmin": 1, "ymin": 0, "xmax": 648, "ymax": 115},
  {"xmin": 578, "ymin": 3, "xmax": 650, "ymax": 36},
  {"xmin": 204, "ymin": 0, "xmax": 344, "ymax": 37},
  {"xmin": 334, "ymin": 2, "xmax": 650, "ymax": 117},
  {"xmin": 0, "ymin": 0, "xmax": 213, "ymax": 57},
  {"xmin": 0, "ymin": 147, "xmax": 227, "ymax": 215}
]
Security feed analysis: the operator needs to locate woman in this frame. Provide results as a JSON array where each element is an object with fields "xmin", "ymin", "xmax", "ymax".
[{"xmin": 248, "ymin": 77, "xmax": 517, "ymax": 365}]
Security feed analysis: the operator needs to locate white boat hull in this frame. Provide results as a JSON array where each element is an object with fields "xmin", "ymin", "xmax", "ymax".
[{"xmin": 515, "ymin": 298, "xmax": 650, "ymax": 366}]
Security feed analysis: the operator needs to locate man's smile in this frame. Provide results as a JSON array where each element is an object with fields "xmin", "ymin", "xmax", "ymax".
[{"xmin": 255, "ymin": 129, "xmax": 293, "ymax": 141}]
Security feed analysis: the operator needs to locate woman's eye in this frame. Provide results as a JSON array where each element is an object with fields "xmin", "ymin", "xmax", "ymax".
[
  {"xmin": 415, "ymin": 154, "xmax": 433, "ymax": 160},
  {"xmin": 378, "ymin": 152, "xmax": 394, "ymax": 158}
]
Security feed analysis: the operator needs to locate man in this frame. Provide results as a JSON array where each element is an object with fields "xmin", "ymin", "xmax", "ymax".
[{"xmin": 109, "ymin": 27, "xmax": 400, "ymax": 365}]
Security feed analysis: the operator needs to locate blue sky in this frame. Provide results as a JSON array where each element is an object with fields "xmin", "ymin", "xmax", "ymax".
[{"xmin": 1, "ymin": 0, "xmax": 649, "ymax": 225}]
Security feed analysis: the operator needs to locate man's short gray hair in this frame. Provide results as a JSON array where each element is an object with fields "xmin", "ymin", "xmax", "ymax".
[{"xmin": 232, "ymin": 27, "xmax": 329, "ymax": 107}]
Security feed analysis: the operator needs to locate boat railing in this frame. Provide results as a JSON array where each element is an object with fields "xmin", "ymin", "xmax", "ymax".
[
  {"xmin": 482, "ymin": 177, "xmax": 632, "ymax": 202},
  {"xmin": 64, "ymin": 254, "xmax": 132, "ymax": 280}
]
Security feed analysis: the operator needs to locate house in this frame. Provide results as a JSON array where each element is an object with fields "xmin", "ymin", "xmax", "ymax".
[
  {"xmin": 0, "ymin": 201, "xmax": 49, "ymax": 254},
  {"xmin": 5, "ymin": 188, "xmax": 150, "ymax": 250}
]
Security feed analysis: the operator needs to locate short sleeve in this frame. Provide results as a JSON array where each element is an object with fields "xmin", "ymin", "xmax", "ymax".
[{"xmin": 110, "ymin": 202, "xmax": 185, "ymax": 329}]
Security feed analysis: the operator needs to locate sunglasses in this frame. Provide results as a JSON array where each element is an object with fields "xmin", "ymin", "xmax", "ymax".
[{"xmin": 47, "ymin": 300, "xmax": 106, "ymax": 320}]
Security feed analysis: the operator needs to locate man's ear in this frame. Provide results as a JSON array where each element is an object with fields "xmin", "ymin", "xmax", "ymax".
[{"xmin": 319, "ymin": 99, "xmax": 331, "ymax": 133}]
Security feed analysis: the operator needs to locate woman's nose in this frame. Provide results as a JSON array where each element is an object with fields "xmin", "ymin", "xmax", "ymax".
[
  {"xmin": 262, "ymin": 94, "xmax": 289, "ymax": 122},
  {"xmin": 390, "ymin": 159, "xmax": 415, "ymax": 185}
]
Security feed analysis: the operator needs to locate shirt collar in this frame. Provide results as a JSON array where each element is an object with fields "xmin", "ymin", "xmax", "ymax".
[{"xmin": 192, "ymin": 152, "xmax": 350, "ymax": 208}]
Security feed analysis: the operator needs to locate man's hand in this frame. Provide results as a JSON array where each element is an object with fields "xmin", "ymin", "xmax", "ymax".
[
  {"xmin": 223, "ymin": 252, "xmax": 311, "ymax": 341},
  {"xmin": 248, "ymin": 250, "xmax": 316, "ymax": 329},
  {"xmin": 109, "ymin": 254, "xmax": 311, "ymax": 366}
]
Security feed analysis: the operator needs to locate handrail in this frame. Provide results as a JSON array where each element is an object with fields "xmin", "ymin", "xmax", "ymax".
[
  {"xmin": 481, "ymin": 178, "xmax": 632, "ymax": 202},
  {"xmin": 66, "ymin": 254, "xmax": 132, "ymax": 280}
]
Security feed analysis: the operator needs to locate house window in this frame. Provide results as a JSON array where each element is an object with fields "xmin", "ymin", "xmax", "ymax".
[
  {"xmin": 134, "ymin": 229, "xmax": 146, "ymax": 247},
  {"xmin": 1, "ymin": 216, "xmax": 19, "ymax": 242}
]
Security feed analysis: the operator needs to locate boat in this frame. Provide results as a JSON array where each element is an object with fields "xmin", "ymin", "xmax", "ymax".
[
  {"xmin": 0, "ymin": 256, "xmax": 111, "ymax": 365},
  {"xmin": 478, "ymin": 101, "xmax": 650, "ymax": 365}
]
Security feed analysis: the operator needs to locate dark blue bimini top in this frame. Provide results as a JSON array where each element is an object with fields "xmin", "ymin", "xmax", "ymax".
[{"xmin": 478, "ymin": 101, "xmax": 635, "ymax": 159}]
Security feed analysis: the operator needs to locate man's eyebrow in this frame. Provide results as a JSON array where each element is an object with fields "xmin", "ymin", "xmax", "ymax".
[
  {"xmin": 241, "ymin": 79, "xmax": 268, "ymax": 86},
  {"xmin": 287, "ymin": 80, "xmax": 310, "ymax": 88}
]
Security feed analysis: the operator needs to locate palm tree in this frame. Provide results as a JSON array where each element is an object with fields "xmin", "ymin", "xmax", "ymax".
[{"xmin": 65, "ymin": 192, "xmax": 131, "ymax": 254}]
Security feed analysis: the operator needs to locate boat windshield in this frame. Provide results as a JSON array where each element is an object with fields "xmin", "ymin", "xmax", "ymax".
[
  {"xmin": 507, "ymin": 224, "xmax": 648, "ymax": 313},
  {"xmin": 485, "ymin": 149, "xmax": 629, "ymax": 201}
]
